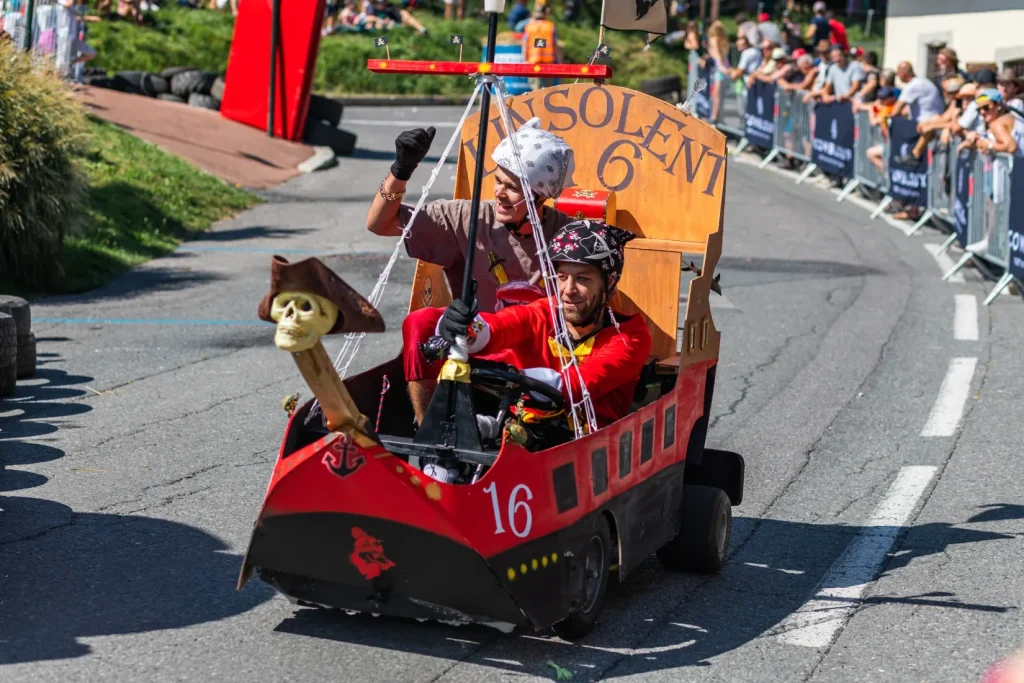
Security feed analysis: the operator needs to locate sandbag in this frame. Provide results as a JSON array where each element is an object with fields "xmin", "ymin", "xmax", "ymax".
[{"xmin": 0, "ymin": 312, "xmax": 16, "ymax": 397}]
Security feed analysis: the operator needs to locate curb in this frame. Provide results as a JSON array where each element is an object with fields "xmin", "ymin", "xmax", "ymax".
[
  {"xmin": 298, "ymin": 145, "xmax": 338, "ymax": 173},
  {"xmin": 326, "ymin": 94, "xmax": 473, "ymax": 107}
]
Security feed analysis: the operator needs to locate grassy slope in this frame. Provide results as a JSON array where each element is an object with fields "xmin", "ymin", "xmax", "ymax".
[
  {"xmin": 87, "ymin": 4, "xmax": 690, "ymax": 96},
  {"xmin": 53, "ymin": 117, "xmax": 258, "ymax": 294}
]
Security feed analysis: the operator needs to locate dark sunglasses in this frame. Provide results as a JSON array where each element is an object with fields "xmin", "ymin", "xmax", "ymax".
[{"xmin": 978, "ymin": 104, "xmax": 997, "ymax": 113}]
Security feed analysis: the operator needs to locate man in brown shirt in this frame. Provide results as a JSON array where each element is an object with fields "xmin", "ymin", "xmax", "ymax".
[{"xmin": 366, "ymin": 117, "xmax": 577, "ymax": 423}]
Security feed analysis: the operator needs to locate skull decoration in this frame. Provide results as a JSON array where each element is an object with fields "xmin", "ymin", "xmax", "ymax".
[{"xmin": 270, "ymin": 290, "xmax": 339, "ymax": 352}]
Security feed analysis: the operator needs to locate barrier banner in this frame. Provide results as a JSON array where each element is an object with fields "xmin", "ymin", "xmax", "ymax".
[
  {"xmin": 811, "ymin": 101, "xmax": 855, "ymax": 178},
  {"xmin": 1008, "ymin": 161, "xmax": 1024, "ymax": 280},
  {"xmin": 953, "ymin": 148, "xmax": 975, "ymax": 247},
  {"xmin": 695, "ymin": 58, "xmax": 714, "ymax": 120},
  {"xmin": 887, "ymin": 118, "xmax": 928, "ymax": 207},
  {"xmin": 744, "ymin": 80, "xmax": 776, "ymax": 149}
]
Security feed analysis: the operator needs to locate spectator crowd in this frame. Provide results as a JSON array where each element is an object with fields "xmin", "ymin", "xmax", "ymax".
[{"xmin": 681, "ymin": 0, "xmax": 1024, "ymax": 231}]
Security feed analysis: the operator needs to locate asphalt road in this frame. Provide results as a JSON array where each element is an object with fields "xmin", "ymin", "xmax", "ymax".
[{"xmin": 2, "ymin": 105, "xmax": 1022, "ymax": 682}]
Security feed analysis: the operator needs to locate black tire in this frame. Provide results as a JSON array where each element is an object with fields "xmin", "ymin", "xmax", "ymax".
[
  {"xmin": 112, "ymin": 70, "xmax": 146, "ymax": 94},
  {"xmin": 160, "ymin": 66, "xmax": 194, "ymax": 79},
  {"xmin": 0, "ymin": 296, "xmax": 30, "ymax": 335},
  {"xmin": 551, "ymin": 516, "xmax": 611, "ymax": 640},
  {"xmin": 210, "ymin": 76, "xmax": 226, "ymax": 103},
  {"xmin": 157, "ymin": 93, "xmax": 186, "ymax": 103},
  {"xmin": 303, "ymin": 118, "xmax": 357, "ymax": 156},
  {"xmin": 308, "ymin": 94, "xmax": 344, "ymax": 127},
  {"xmin": 187, "ymin": 93, "xmax": 219, "ymax": 111},
  {"xmin": 16, "ymin": 332, "xmax": 36, "ymax": 379},
  {"xmin": 0, "ymin": 312, "xmax": 16, "ymax": 398},
  {"xmin": 657, "ymin": 484, "xmax": 731, "ymax": 575},
  {"xmin": 140, "ymin": 72, "xmax": 170, "ymax": 97},
  {"xmin": 170, "ymin": 69, "xmax": 204, "ymax": 97},
  {"xmin": 638, "ymin": 75, "xmax": 683, "ymax": 102},
  {"xmin": 83, "ymin": 75, "xmax": 115, "ymax": 89}
]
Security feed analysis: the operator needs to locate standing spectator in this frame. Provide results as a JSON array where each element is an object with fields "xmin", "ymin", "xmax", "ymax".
[
  {"xmin": 852, "ymin": 49, "xmax": 881, "ymax": 106},
  {"xmin": 933, "ymin": 48, "xmax": 968, "ymax": 88},
  {"xmin": 780, "ymin": 52, "xmax": 818, "ymax": 92},
  {"xmin": 996, "ymin": 68, "xmax": 1024, "ymax": 116},
  {"xmin": 823, "ymin": 43, "xmax": 863, "ymax": 102},
  {"xmin": 804, "ymin": 1, "xmax": 830, "ymax": 50},
  {"xmin": 523, "ymin": 5, "xmax": 559, "ymax": 90},
  {"xmin": 507, "ymin": 0, "xmax": 529, "ymax": 29},
  {"xmin": 735, "ymin": 12, "xmax": 761, "ymax": 47},
  {"xmin": 748, "ymin": 38, "xmax": 778, "ymax": 87},
  {"xmin": 890, "ymin": 61, "xmax": 946, "ymax": 165},
  {"xmin": 951, "ymin": 82, "xmax": 985, "ymax": 138},
  {"xmin": 704, "ymin": 20, "xmax": 731, "ymax": 121},
  {"xmin": 757, "ymin": 12, "xmax": 782, "ymax": 47},
  {"xmin": 762, "ymin": 48, "xmax": 795, "ymax": 84},
  {"xmin": 728, "ymin": 34, "xmax": 761, "ymax": 81},
  {"xmin": 826, "ymin": 10, "xmax": 848, "ymax": 52},
  {"xmin": 959, "ymin": 90, "xmax": 1024, "ymax": 157}
]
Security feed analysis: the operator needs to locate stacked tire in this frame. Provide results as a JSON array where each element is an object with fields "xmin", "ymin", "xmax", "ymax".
[
  {"xmin": 0, "ymin": 296, "xmax": 36, "ymax": 399},
  {"xmin": 303, "ymin": 94, "xmax": 355, "ymax": 157},
  {"xmin": 86, "ymin": 65, "xmax": 226, "ymax": 112}
]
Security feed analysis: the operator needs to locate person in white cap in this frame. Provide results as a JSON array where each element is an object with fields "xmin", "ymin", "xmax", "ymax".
[{"xmin": 367, "ymin": 117, "xmax": 578, "ymax": 424}]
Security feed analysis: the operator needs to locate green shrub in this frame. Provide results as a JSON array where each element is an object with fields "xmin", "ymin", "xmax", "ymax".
[{"xmin": 0, "ymin": 40, "xmax": 89, "ymax": 291}]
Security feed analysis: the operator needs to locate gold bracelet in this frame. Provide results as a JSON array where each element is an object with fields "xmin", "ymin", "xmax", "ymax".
[{"xmin": 379, "ymin": 179, "xmax": 406, "ymax": 202}]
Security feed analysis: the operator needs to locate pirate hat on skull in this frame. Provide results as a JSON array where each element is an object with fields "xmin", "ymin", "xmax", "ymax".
[
  {"xmin": 257, "ymin": 255, "xmax": 385, "ymax": 334},
  {"xmin": 547, "ymin": 220, "xmax": 636, "ymax": 291}
]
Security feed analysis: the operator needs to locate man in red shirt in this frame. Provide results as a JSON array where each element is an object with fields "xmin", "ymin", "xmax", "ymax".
[
  {"xmin": 826, "ymin": 10, "xmax": 849, "ymax": 52},
  {"xmin": 436, "ymin": 220, "xmax": 652, "ymax": 429}
]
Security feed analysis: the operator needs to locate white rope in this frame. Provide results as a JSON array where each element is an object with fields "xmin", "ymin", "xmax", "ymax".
[
  {"xmin": 491, "ymin": 79, "xmax": 598, "ymax": 437},
  {"xmin": 332, "ymin": 83, "xmax": 484, "ymax": 378}
]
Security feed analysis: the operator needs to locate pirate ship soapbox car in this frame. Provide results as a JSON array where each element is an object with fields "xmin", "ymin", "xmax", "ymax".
[{"xmin": 238, "ymin": 82, "xmax": 744, "ymax": 639}]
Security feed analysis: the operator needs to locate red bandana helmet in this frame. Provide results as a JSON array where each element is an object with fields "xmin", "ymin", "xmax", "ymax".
[{"xmin": 547, "ymin": 220, "xmax": 636, "ymax": 292}]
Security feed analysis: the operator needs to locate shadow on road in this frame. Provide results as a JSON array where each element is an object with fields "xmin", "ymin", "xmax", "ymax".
[
  {"xmin": 0, "ymin": 496, "xmax": 274, "ymax": 664},
  {"xmin": 268, "ymin": 512, "xmax": 1019, "ymax": 680},
  {"xmin": 1, "ymin": 365, "xmax": 94, "ymax": 501}
]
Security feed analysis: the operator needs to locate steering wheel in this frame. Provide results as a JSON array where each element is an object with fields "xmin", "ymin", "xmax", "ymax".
[{"xmin": 469, "ymin": 366, "xmax": 566, "ymax": 411}]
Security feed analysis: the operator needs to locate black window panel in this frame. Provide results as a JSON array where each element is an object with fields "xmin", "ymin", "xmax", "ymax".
[
  {"xmin": 552, "ymin": 463, "xmax": 578, "ymax": 513},
  {"xmin": 640, "ymin": 418, "xmax": 655, "ymax": 463},
  {"xmin": 591, "ymin": 447, "xmax": 608, "ymax": 495},
  {"xmin": 664, "ymin": 405, "xmax": 676, "ymax": 449},
  {"xmin": 618, "ymin": 431, "xmax": 633, "ymax": 478}
]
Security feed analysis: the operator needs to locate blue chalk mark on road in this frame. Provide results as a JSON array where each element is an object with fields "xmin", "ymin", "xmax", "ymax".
[{"xmin": 35, "ymin": 318, "xmax": 268, "ymax": 327}]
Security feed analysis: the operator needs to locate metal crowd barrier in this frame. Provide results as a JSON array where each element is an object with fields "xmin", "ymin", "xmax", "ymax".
[
  {"xmin": 943, "ymin": 153, "xmax": 1017, "ymax": 303},
  {"xmin": 2, "ymin": 0, "xmax": 81, "ymax": 77},
  {"xmin": 759, "ymin": 89, "xmax": 815, "ymax": 177},
  {"xmin": 837, "ymin": 110, "xmax": 887, "ymax": 202},
  {"xmin": 685, "ymin": 51, "xmax": 750, "ymax": 151},
  {"xmin": 909, "ymin": 139, "xmax": 958, "ymax": 239}
]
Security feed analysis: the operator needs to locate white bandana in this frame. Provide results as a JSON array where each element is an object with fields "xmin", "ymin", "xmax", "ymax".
[{"xmin": 490, "ymin": 117, "xmax": 575, "ymax": 199}]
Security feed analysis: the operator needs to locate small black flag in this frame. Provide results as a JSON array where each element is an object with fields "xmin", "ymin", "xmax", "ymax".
[
  {"xmin": 375, "ymin": 36, "xmax": 388, "ymax": 48},
  {"xmin": 450, "ymin": 34, "xmax": 463, "ymax": 45},
  {"xmin": 598, "ymin": 42, "xmax": 611, "ymax": 55},
  {"xmin": 533, "ymin": 38, "xmax": 547, "ymax": 48}
]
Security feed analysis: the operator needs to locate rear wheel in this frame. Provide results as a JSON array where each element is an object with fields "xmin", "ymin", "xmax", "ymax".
[
  {"xmin": 657, "ymin": 484, "xmax": 731, "ymax": 575},
  {"xmin": 551, "ymin": 517, "xmax": 611, "ymax": 640}
]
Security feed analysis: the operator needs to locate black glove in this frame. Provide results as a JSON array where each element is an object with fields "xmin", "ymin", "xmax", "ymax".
[
  {"xmin": 419, "ymin": 335, "xmax": 451, "ymax": 363},
  {"xmin": 391, "ymin": 127, "xmax": 436, "ymax": 181},
  {"xmin": 439, "ymin": 298, "xmax": 477, "ymax": 344}
]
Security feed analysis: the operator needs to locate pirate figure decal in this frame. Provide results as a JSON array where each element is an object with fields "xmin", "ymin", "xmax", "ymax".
[{"xmin": 349, "ymin": 527, "xmax": 397, "ymax": 580}]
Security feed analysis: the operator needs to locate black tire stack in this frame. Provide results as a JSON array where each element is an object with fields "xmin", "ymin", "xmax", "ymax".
[
  {"xmin": 303, "ymin": 94, "xmax": 355, "ymax": 157},
  {"xmin": 85, "ymin": 65, "xmax": 226, "ymax": 112},
  {"xmin": 0, "ymin": 296, "xmax": 34, "ymax": 398}
]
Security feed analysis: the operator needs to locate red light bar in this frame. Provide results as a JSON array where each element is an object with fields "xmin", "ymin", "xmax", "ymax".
[{"xmin": 366, "ymin": 60, "xmax": 612, "ymax": 79}]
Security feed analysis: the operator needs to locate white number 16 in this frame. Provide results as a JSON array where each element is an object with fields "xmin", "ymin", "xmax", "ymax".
[{"xmin": 483, "ymin": 483, "xmax": 534, "ymax": 538}]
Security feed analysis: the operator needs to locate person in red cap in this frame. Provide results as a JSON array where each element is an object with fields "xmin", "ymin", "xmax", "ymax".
[
  {"xmin": 826, "ymin": 9, "xmax": 849, "ymax": 52},
  {"xmin": 435, "ymin": 220, "xmax": 652, "ymax": 429}
]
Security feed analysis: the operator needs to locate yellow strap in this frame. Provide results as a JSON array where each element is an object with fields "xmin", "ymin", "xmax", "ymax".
[
  {"xmin": 548, "ymin": 336, "xmax": 594, "ymax": 361},
  {"xmin": 438, "ymin": 358, "xmax": 472, "ymax": 383}
]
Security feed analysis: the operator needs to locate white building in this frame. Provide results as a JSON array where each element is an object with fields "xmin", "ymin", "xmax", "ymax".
[{"xmin": 883, "ymin": 0, "xmax": 1024, "ymax": 77}]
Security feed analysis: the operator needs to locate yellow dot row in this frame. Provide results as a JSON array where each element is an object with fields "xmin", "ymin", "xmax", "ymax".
[{"xmin": 507, "ymin": 552, "xmax": 559, "ymax": 581}]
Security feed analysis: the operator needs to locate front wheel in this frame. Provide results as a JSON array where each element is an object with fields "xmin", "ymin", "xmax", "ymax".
[
  {"xmin": 657, "ymin": 485, "xmax": 731, "ymax": 575},
  {"xmin": 551, "ymin": 517, "xmax": 611, "ymax": 640}
]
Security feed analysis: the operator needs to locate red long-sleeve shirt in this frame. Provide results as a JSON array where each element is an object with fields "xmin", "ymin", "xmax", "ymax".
[{"xmin": 479, "ymin": 297, "xmax": 652, "ymax": 427}]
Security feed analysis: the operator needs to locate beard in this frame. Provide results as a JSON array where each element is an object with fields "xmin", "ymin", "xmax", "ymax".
[{"xmin": 562, "ymin": 293, "xmax": 604, "ymax": 325}]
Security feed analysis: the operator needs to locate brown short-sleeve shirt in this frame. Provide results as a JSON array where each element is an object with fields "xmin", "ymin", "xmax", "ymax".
[{"xmin": 399, "ymin": 199, "xmax": 572, "ymax": 313}]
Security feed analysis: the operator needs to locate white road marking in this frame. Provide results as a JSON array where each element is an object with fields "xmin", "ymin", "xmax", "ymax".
[
  {"xmin": 923, "ymin": 243, "xmax": 966, "ymax": 283},
  {"xmin": 954, "ymin": 294, "xmax": 979, "ymax": 341},
  {"xmin": 920, "ymin": 357, "xmax": 978, "ymax": 437},
  {"xmin": 343, "ymin": 119, "xmax": 461, "ymax": 127},
  {"xmin": 776, "ymin": 465, "xmax": 937, "ymax": 648}
]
